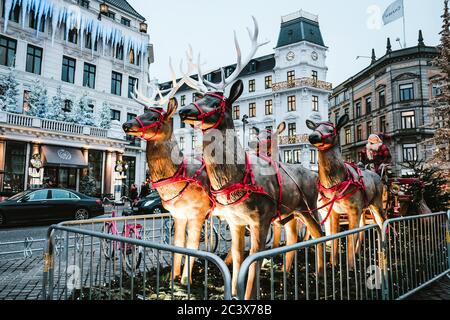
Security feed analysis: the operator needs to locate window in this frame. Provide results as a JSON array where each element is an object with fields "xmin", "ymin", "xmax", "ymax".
[
  {"xmin": 180, "ymin": 95, "xmax": 186, "ymax": 106},
  {"xmin": 79, "ymin": 0, "xmax": 90, "ymax": 9},
  {"xmin": 432, "ymin": 85, "xmax": 442, "ymax": 97},
  {"xmin": 288, "ymin": 95, "xmax": 296, "ymax": 112},
  {"xmin": 88, "ymin": 104, "xmax": 94, "ymax": 113},
  {"xmin": 105, "ymin": 11, "xmax": 116, "ymax": 20},
  {"xmin": 192, "ymin": 92, "xmax": 201, "ymax": 102},
  {"xmin": 83, "ymin": 63, "xmax": 96, "ymax": 89},
  {"xmin": 310, "ymin": 149, "xmax": 317, "ymax": 164},
  {"xmin": 85, "ymin": 33, "xmax": 97, "ymax": 51},
  {"xmin": 284, "ymin": 150, "xmax": 293, "ymax": 164},
  {"xmin": 356, "ymin": 125, "xmax": 362, "ymax": 141},
  {"xmin": 312, "ymin": 70, "xmax": 318, "ymax": 82},
  {"xmin": 249, "ymin": 79, "xmax": 255, "ymax": 92},
  {"xmin": 115, "ymin": 44, "xmax": 124, "ymax": 60},
  {"xmin": 401, "ymin": 111, "xmax": 416, "ymax": 129},
  {"xmin": 26, "ymin": 45, "xmax": 42, "ymax": 75},
  {"xmin": 128, "ymin": 77, "xmax": 138, "ymax": 98},
  {"xmin": 265, "ymin": 76, "xmax": 272, "ymax": 89},
  {"xmin": 379, "ymin": 90, "xmax": 386, "ymax": 108},
  {"xmin": 233, "ymin": 106, "xmax": 240, "ymax": 120},
  {"xmin": 127, "ymin": 113, "xmax": 136, "ymax": 122},
  {"xmin": 3, "ymin": 2, "xmax": 20, "ymax": 23},
  {"xmin": 403, "ymin": 144, "xmax": 418, "ymax": 162},
  {"xmin": 249, "ymin": 103, "xmax": 256, "ymax": 118},
  {"xmin": 365, "ymin": 95, "xmax": 372, "ymax": 114},
  {"xmin": 0, "ymin": 36, "xmax": 17, "ymax": 67},
  {"xmin": 312, "ymin": 95, "xmax": 319, "ymax": 112},
  {"xmin": 51, "ymin": 190, "xmax": 77, "ymax": 200},
  {"xmin": 179, "ymin": 137, "xmax": 185, "ymax": 151},
  {"xmin": 293, "ymin": 150, "xmax": 301, "ymax": 164},
  {"xmin": 192, "ymin": 135, "xmax": 198, "ymax": 149},
  {"xmin": 367, "ymin": 121, "xmax": 373, "ymax": 136},
  {"xmin": 29, "ymin": 10, "xmax": 45, "ymax": 32},
  {"xmin": 63, "ymin": 100, "xmax": 73, "ymax": 113},
  {"xmin": 111, "ymin": 71, "xmax": 122, "ymax": 96},
  {"xmin": 121, "ymin": 17, "xmax": 131, "ymax": 27},
  {"xmin": 355, "ymin": 101, "xmax": 361, "ymax": 118},
  {"xmin": 22, "ymin": 91, "xmax": 30, "ymax": 113},
  {"xmin": 345, "ymin": 128, "xmax": 351, "ymax": 144},
  {"xmin": 266, "ymin": 126, "xmax": 273, "ymax": 134},
  {"xmin": 287, "ymin": 70, "xmax": 295, "ymax": 83},
  {"xmin": 265, "ymin": 100, "xmax": 273, "ymax": 115},
  {"xmin": 61, "ymin": 56, "xmax": 76, "ymax": 83},
  {"xmin": 399, "ymin": 83, "xmax": 414, "ymax": 101},
  {"xmin": 344, "ymin": 108, "xmax": 349, "ymax": 115},
  {"xmin": 288, "ymin": 123, "xmax": 296, "ymax": 137},
  {"xmin": 67, "ymin": 28, "xmax": 78, "ymax": 44},
  {"xmin": 27, "ymin": 190, "xmax": 49, "ymax": 201},
  {"xmin": 380, "ymin": 116, "xmax": 387, "ymax": 133},
  {"xmin": 111, "ymin": 109, "xmax": 121, "ymax": 121}
]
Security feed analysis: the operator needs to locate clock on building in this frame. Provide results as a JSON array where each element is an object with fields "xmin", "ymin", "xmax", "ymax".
[
  {"xmin": 311, "ymin": 51, "xmax": 318, "ymax": 61},
  {"xmin": 286, "ymin": 51, "xmax": 295, "ymax": 61}
]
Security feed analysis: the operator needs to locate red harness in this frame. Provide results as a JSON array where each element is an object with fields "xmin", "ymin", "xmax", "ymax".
[
  {"xmin": 151, "ymin": 158, "xmax": 216, "ymax": 217},
  {"xmin": 135, "ymin": 108, "xmax": 165, "ymax": 140},
  {"xmin": 210, "ymin": 152, "xmax": 283, "ymax": 222},
  {"xmin": 315, "ymin": 122, "xmax": 337, "ymax": 152},
  {"xmin": 193, "ymin": 93, "xmax": 227, "ymax": 132}
]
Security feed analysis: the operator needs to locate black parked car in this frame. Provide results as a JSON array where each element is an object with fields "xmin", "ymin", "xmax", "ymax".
[
  {"xmin": 125, "ymin": 192, "xmax": 168, "ymax": 216},
  {"xmin": 0, "ymin": 188, "xmax": 104, "ymax": 227}
]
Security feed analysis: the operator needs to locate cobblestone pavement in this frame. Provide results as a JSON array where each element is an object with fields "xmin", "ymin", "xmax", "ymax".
[
  {"xmin": 407, "ymin": 274, "xmax": 450, "ymax": 300},
  {"xmin": 0, "ymin": 257, "xmax": 43, "ymax": 300}
]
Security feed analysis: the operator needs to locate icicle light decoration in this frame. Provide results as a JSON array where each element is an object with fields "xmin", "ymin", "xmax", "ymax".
[{"xmin": 4, "ymin": 0, "xmax": 148, "ymax": 62}]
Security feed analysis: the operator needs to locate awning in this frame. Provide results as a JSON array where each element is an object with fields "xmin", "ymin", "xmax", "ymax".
[{"xmin": 41, "ymin": 146, "xmax": 88, "ymax": 169}]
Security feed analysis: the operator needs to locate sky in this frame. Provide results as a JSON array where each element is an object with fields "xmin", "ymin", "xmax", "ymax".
[{"xmin": 128, "ymin": 0, "xmax": 444, "ymax": 87}]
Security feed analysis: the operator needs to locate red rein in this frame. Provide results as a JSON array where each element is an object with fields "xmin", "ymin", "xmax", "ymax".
[
  {"xmin": 193, "ymin": 93, "xmax": 227, "ymax": 132},
  {"xmin": 135, "ymin": 107, "xmax": 165, "ymax": 140}
]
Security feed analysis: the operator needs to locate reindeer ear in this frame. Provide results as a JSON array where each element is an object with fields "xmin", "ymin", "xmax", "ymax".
[
  {"xmin": 336, "ymin": 114, "xmax": 350, "ymax": 131},
  {"xmin": 252, "ymin": 127, "xmax": 260, "ymax": 134},
  {"xmin": 165, "ymin": 98, "xmax": 178, "ymax": 121},
  {"xmin": 306, "ymin": 120, "xmax": 317, "ymax": 131},
  {"xmin": 228, "ymin": 80, "xmax": 244, "ymax": 105},
  {"xmin": 276, "ymin": 122, "xmax": 286, "ymax": 135}
]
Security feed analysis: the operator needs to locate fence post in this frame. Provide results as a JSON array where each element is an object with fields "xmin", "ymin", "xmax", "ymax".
[
  {"xmin": 380, "ymin": 221, "xmax": 390, "ymax": 300},
  {"xmin": 42, "ymin": 227, "xmax": 56, "ymax": 300},
  {"xmin": 447, "ymin": 210, "xmax": 450, "ymax": 271}
]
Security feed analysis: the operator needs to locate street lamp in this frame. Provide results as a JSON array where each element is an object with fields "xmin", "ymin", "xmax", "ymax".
[
  {"xmin": 98, "ymin": 2, "xmax": 109, "ymax": 20},
  {"xmin": 242, "ymin": 115, "xmax": 249, "ymax": 149},
  {"xmin": 140, "ymin": 21, "xmax": 148, "ymax": 33}
]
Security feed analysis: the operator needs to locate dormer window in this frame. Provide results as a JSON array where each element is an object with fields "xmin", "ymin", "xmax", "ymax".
[
  {"xmin": 121, "ymin": 17, "xmax": 131, "ymax": 27},
  {"xmin": 79, "ymin": 0, "xmax": 90, "ymax": 9},
  {"xmin": 249, "ymin": 61, "xmax": 257, "ymax": 72}
]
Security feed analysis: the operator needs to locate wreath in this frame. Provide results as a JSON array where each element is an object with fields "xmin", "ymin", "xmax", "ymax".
[
  {"xmin": 30, "ymin": 154, "xmax": 43, "ymax": 169},
  {"xmin": 115, "ymin": 160, "xmax": 128, "ymax": 173}
]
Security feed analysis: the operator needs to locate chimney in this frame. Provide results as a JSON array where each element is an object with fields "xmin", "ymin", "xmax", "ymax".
[
  {"xmin": 418, "ymin": 30, "xmax": 425, "ymax": 47},
  {"xmin": 386, "ymin": 37, "xmax": 392, "ymax": 54}
]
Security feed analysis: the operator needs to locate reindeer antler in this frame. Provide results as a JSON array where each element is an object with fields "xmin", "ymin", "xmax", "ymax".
[
  {"xmin": 132, "ymin": 58, "xmax": 188, "ymax": 109},
  {"xmin": 185, "ymin": 16, "xmax": 269, "ymax": 93}
]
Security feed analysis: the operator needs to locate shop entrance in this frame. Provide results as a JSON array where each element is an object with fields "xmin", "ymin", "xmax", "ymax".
[{"xmin": 44, "ymin": 167, "xmax": 77, "ymax": 190}]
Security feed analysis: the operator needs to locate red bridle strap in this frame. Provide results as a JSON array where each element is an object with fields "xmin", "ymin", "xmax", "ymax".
[
  {"xmin": 193, "ymin": 93, "xmax": 227, "ymax": 132},
  {"xmin": 135, "ymin": 108, "xmax": 165, "ymax": 141},
  {"xmin": 315, "ymin": 122, "xmax": 337, "ymax": 151}
]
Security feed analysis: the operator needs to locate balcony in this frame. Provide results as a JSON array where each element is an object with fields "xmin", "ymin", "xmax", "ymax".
[
  {"xmin": 272, "ymin": 77, "xmax": 332, "ymax": 92},
  {"xmin": 279, "ymin": 134, "xmax": 310, "ymax": 145},
  {"xmin": 0, "ymin": 111, "xmax": 124, "ymax": 140}
]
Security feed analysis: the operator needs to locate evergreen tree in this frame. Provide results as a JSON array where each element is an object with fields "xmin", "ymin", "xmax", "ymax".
[
  {"xmin": 27, "ymin": 80, "xmax": 49, "ymax": 118},
  {"xmin": 428, "ymin": 0, "xmax": 450, "ymax": 179},
  {"xmin": 0, "ymin": 68, "xmax": 20, "ymax": 113},
  {"xmin": 49, "ymin": 86, "xmax": 66, "ymax": 121},
  {"xmin": 98, "ymin": 101, "xmax": 112, "ymax": 129},
  {"xmin": 68, "ymin": 92, "xmax": 95, "ymax": 126},
  {"xmin": 79, "ymin": 175, "xmax": 97, "ymax": 196}
]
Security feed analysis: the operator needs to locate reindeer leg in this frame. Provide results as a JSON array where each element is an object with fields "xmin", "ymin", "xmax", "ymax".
[
  {"xmin": 347, "ymin": 212, "xmax": 359, "ymax": 270},
  {"xmin": 330, "ymin": 211, "xmax": 339, "ymax": 267},
  {"xmin": 245, "ymin": 221, "xmax": 270, "ymax": 300},
  {"xmin": 172, "ymin": 217, "xmax": 187, "ymax": 280},
  {"xmin": 181, "ymin": 216, "xmax": 205, "ymax": 285},
  {"xmin": 294, "ymin": 210, "xmax": 324, "ymax": 276},
  {"xmin": 229, "ymin": 223, "xmax": 246, "ymax": 297},
  {"xmin": 272, "ymin": 222, "xmax": 281, "ymax": 249},
  {"xmin": 283, "ymin": 218, "xmax": 298, "ymax": 273}
]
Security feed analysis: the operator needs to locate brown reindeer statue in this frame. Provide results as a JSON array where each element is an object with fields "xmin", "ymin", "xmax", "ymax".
[
  {"xmin": 178, "ymin": 17, "xmax": 324, "ymax": 299},
  {"xmin": 122, "ymin": 73, "xmax": 214, "ymax": 285},
  {"xmin": 306, "ymin": 115, "xmax": 385, "ymax": 268}
]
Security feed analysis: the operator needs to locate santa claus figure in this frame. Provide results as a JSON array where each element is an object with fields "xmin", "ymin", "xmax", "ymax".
[{"xmin": 359, "ymin": 134, "xmax": 392, "ymax": 175}]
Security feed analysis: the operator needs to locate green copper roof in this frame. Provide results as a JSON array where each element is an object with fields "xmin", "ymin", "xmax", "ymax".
[
  {"xmin": 276, "ymin": 16, "xmax": 325, "ymax": 48},
  {"xmin": 105, "ymin": 0, "xmax": 146, "ymax": 21}
]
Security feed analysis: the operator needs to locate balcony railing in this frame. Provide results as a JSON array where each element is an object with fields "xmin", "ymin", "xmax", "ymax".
[
  {"xmin": 279, "ymin": 134, "xmax": 310, "ymax": 145},
  {"xmin": 272, "ymin": 77, "xmax": 332, "ymax": 92},
  {"xmin": 0, "ymin": 111, "xmax": 121, "ymax": 140}
]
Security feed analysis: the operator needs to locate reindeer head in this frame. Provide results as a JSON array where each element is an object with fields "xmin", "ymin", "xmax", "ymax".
[
  {"xmin": 123, "ymin": 99, "xmax": 178, "ymax": 141},
  {"xmin": 306, "ymin": 115, "xmax": 349, "ymax": 151},
  {"xmin": 249, "ymin": 122, "xmax": 286, "ymax": 157},
  {"xmin": 178, "ymin": 17, "xmax": 269, "ymax": 132}
]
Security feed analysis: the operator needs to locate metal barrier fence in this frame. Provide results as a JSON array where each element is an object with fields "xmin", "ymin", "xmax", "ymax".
[
  {"xmin": 42, "ymin": 214, "xmax": 234, "ymax": 300},
  {"xmin": 237, "ymin": 211, "xmax": 449, "ymax": 300}
]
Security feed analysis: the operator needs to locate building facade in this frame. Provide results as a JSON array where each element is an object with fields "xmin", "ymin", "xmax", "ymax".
[
  {"xmin": 161, "ymin": 10, "xmax": 332, "ymax": 171},
  {"xmin": 329, "ymin": 32, "xmax": 440, "ymax": 176},
  {"xmin": 0, "ymin": 0, "xmax": 152, "ymax": 197}
]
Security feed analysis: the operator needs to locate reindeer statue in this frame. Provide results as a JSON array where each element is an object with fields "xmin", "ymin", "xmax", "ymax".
[
  {"xmin": 306, "ymin": 115, "xmax": 385, "ymax": 268},
  {"xmin": 122, "ymin": 68, "xmax": 214, "ymax": 285},
  {"xmin": 178, "ymin": 17, "xmax": 324, "ymax": 299}
]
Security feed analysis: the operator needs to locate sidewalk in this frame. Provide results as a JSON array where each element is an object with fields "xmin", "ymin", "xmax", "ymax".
[
  {"xmin": 407, "ymin": 274, "xmax": 450, "ymax": 300},
  {"xmin": 0, "ymin": 257, "xmax": 43, "ymax": 300}
]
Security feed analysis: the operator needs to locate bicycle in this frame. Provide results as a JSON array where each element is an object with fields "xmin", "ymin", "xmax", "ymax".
[
  {"xmin": 168, "ymin": 219, "xmax": 220, "ymax": 253},
  {"xmin": 101, "ymin": 197, "xmax": 143, "ymax": 274}
]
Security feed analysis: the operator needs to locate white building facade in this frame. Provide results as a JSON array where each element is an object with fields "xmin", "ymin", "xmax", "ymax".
[
  {"xmin": 162, "ymin": 11, "xmax": 332, "ymax": 171},
  {"xmin": 0, "ymin": 0, "xmax": 152, "ymax": 197}
]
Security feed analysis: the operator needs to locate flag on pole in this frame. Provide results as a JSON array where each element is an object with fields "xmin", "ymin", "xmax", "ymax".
[{"xmin": 383, "ymin": 0, "xmax": 404, "ymax": 25}]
